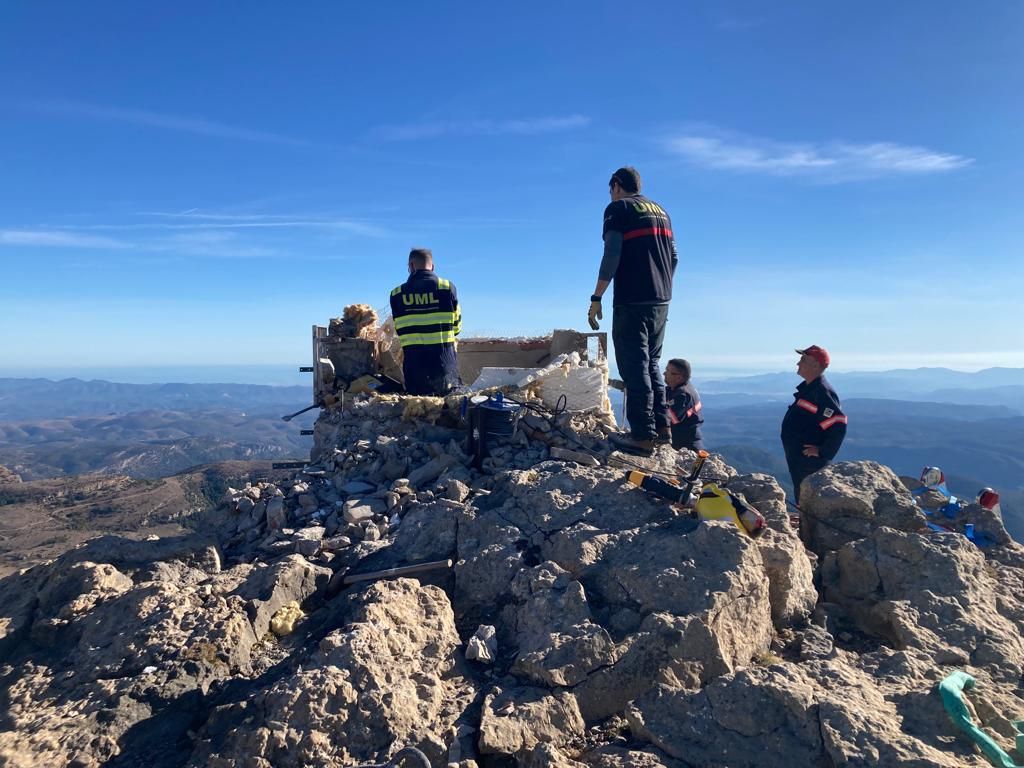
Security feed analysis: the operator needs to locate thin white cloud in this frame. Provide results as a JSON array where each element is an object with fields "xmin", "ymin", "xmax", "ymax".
[
  {"xmin": 30, "ymin": 100, "xmax": 311, "ymax": 147},
  {"xmin": 145, "ymin": 211, "xmax": 387, "ymax": 237},
  {"xmin": 377, "ymin": 114, "xmax": 590, "ymax": 141},
  {"xmin": 0, "ymin": 229, "xmax": 130, "ymax": 249},
  {"xmin": 52, "ymin": 211, "xmax": 388, "ymax": 238},
  {"xmin": 664, "ymin": 129, "xmax": 972, "ymax": 180}
]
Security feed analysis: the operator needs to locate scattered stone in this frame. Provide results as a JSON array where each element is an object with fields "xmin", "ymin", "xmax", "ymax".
[
  {"xmin": 343, "ymin": 503, "xmax": 376, "ymax": 525},
  {"xmin": 548, "ymin": 446, "xmax": 600, "ymax": 467},
  {"xmin": 343, "ymin": 480, "xmax": 376, "ymax": 495},
  {"xmin": 408, "ymin": 454, "xmax": 460, "ymax": 488},
  {"xmin": 467, "ymin": 624, "xmax": 498, "ymax": 663},
  {"xmin": 265, "ymin": 497, "xmax": 287, "ymax": 530},
  {"xmin": 446, "ymin": 478, "xmax": 471, "ymax": 503},
  {"xmin": 322, "ymin": 535, "xmax": 353, "ymax": 552}
]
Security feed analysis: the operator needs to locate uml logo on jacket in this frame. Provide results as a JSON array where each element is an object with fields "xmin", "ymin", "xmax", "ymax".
[
  {"xmin": 402, "ymin": 292, "xmax": 438, "ymax": 306},
  {"xmin": 630, "ymin": 201, "xmax": 667, "ymax": 217}
]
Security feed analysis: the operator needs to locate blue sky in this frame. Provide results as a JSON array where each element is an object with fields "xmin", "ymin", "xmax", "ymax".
[{"xmin": 1, "ymin": 1, "xmax": 1021, "ymax": 379}]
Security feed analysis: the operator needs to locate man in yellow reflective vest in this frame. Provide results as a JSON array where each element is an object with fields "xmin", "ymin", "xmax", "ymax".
[{"xmin": 389, "ymin": 248, "xmax": 462, "ymax": 396}]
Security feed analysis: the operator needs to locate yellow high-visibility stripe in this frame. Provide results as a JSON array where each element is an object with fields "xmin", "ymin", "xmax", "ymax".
[
  {"xmin": 391, "ymin": 285, "xmax": 402, "ymax": 296},
  {"xmin": 394, "ymin": 311, "xmax": 457, "ymax": 329},
  {"xmin": 398, "ymin": 330, "xmax": 458, "ymax": 347},
  {"xmin": 438, "ymin": 278, "xmax": 450, "ymax": 290}
]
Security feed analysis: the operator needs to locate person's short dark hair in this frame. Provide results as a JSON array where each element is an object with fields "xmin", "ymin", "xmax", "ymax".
[
  {"xmin": 667, "ymin": 358, "xmax": 691, "ymax": 383},
  {"xmin": 610, "ymin": 166, "xmax": 641, "ymax": 194},
  {"xmin": 408, "ymin": 248, "xmax": 433, "ymax": 269}
]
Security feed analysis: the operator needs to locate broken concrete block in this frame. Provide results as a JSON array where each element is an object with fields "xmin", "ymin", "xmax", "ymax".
[{"xmin": 466, "ymin": 624, "xmax": 497, "ymax": 663}]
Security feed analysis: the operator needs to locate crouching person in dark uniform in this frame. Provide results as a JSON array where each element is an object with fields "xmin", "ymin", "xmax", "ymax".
[
  {"xmin": 389, "ymin": 248, "xmax": 462, "ymax": 396},
  {"xmin": 663, "ymin": 358, "xmax": 704, "ymax": 450},
  {"xmin": 781, "ymin": 345, "xmax": 847, "ymax": 505}
]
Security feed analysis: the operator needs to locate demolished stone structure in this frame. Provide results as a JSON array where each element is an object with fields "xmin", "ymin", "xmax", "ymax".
[
  {"xmin": 2, "ymin": 348, "xmax": 1024, "ymax": 767},
  {"xmin": 313, "ymin": 319, "xmax": 609, "ymax": 410}
]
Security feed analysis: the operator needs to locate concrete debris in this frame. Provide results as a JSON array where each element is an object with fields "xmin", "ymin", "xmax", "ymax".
[
  {"xmin": 3, "ymin": 381, "xmax": 1024, "ymax": 768},
  {"xmin": 466, "ymin": 624, "xmax": 498, "ymax": 663}
]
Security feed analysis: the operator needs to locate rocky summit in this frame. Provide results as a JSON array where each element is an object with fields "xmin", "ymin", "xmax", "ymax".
[{"xmin": 2, "ymin": 393, "xmax": 1024, "ymax": 767}]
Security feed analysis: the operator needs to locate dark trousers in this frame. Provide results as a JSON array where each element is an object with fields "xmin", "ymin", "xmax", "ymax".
[
  {"xmin": 786, "ymin": 452, "xmax": 827, "ymax": 505},
  {"xmin": 671, "ymin": 425, "xmax": 704, "ymax": 451},
  {"xmin": 612, "ymin": 303, "xmax": 669, "ymax": 440},
  {"xmin": 402, "ymin": 345, "xmax": 461, "ymax": 396}
]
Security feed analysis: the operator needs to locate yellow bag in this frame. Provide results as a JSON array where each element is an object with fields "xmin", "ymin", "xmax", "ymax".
[{"xmin": 695, "ymin": 484, "xmax": 766, "ymax": 538}]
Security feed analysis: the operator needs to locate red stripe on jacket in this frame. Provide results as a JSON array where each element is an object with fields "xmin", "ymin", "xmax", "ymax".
[
  {"xmin": 623, "ymin": 227, "xmax": 673, "ymax": 241},
  {"xmin": 820, "ymin": 414, "xmax": 848, "ymax": 430}
]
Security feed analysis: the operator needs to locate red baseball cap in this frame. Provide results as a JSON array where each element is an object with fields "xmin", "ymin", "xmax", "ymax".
[{"xmin": 796, "ymin": 345, "xmax": 830, "ymax": 369}]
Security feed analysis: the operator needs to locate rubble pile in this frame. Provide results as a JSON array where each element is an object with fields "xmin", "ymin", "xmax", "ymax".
[
  {"xmin": 2, "ymin": 392, "xmax": 1024, "ymax": 767},
  {"xmin": 328, "ymin": 304, "xmax": 379, "ymax": 340}
]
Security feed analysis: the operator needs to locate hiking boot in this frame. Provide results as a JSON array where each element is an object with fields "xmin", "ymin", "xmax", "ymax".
[{"xmin": 610, "ymin": 433, "xmax": 655, "ymax": 455}]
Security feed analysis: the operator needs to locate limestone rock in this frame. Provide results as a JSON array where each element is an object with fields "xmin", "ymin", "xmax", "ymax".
[
  {"xmin": 343, "ymin": 480, "xmax": 377, "ymax": 495},
  {"xmin": 822, "ymin": 527, "xmax": 1024, "ymax": 680},
  {"xmin": 233, "ymin": 554, "xmax": 332, "ymax": 639},
  {"xmin": 548, "ymin": 446, "xmax": 600, "ymax": 467},
  {"xmin": 446, "ymin": 478, "xmax": 471, "ymax": 502},
  {"xmin": 265, "ymin": 496, "xmax": 287, "ymax": 530},
  {"xmin": 392, "ymin": 499, "xmax": 461, "ymax": 563},
  {"xmin": 800, "ymin": 461, "xmax": 926, "ymax": 557},
  {"xmin": 507, "ymin": 562, "xmax": 615, "ymax": 687},
  {"xmin": 478, "ymin": 687, "xmax": 585, "ymax": 756},
  {"xmin": 189, "ymin": 578, "xmax": 468, "ymax": 767},
  {"xmin": 408, "ymin": 453, "xmax": 460, "ymax": 488}
]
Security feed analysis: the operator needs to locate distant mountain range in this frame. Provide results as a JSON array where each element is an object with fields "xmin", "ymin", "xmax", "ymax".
[
  {"xmin": 0, "ymin": 408, "xmax": 316, "ymax": 480},
  {"xmin": 700, "ymin": 367, "xmax": 1024, "ymax": 412},
  {"xmin": 0, "ymin": 379, "xmax": 317, "ymax": 480},
  {"xmin": 3, "ymin": 370, "xmax": 1022, "ymax": 538},
  {"xmin": 0, "ymin": 378, "xmax": 312, "ymax": 420}
]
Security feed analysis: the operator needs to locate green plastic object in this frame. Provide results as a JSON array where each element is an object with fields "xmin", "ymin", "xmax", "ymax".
[{"xmin": 939, "ymin": 671, "xmax": 1020, "ymax": 768}]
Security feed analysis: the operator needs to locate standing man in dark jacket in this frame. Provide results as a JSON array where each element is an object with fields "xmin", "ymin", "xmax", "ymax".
[
  {"xmin": 589, "ymin": 167, "xmax": 678, "ymax": 454},
  {"xmin": 389, "ymin": 248, "xmax": 462, "ymax": 396},
  {"xmin": 663, "ymin": 358, "xmax": 704, "ymax": 450},
  {"xmin": 781, "ymin": 345, "xmax": 847, "ymax": 505}
]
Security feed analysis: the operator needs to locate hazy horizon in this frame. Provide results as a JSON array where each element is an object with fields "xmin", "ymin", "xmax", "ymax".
[{"xmin": 2, "ymin": 361, "xmax": 1023, "ymax": 388}]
